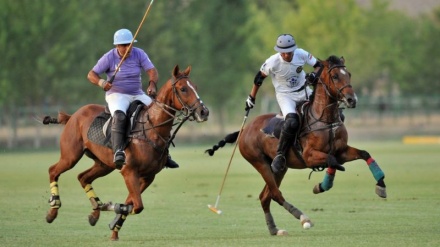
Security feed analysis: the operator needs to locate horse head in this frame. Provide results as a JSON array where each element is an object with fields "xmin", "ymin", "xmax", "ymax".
[
  {"xmin": 318, "ymin": 56, "xmax": 357, "ymax": 108},
  {"xmin": 156, "ymin": 65, "xmax": 209, "ymax": 122}
]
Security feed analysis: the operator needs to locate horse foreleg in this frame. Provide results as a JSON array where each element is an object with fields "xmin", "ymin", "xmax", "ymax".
[
  {"xmin": 313, "ymin": 167, "xmax": 336, "ymax": 194},
  {"xmin": 107, "ymin": 168, "xmax": 144, "ymax": 240},
  {"xmin": 108, "ymin": 212, "xmax": 129, "ymax": 241},
  {"xmin": 344, "ymin": 147, "xmax": 387, "ymax": 198}
]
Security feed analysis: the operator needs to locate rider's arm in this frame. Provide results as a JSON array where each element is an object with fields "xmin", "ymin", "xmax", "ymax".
[{"xmin": 250, "ymin": 71, "xmax": 266, "ymax": 99}]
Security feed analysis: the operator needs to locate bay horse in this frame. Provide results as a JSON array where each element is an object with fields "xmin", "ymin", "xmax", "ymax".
[
  {"xmin": 43, "ymin": 65, "xmax": 209, "ymax": 240},
  {"xmin": 205, "ymin": 56, "xmax": 386, "ymax": 235}
]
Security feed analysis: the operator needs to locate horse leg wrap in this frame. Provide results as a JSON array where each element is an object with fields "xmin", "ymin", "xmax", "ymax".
[
  {"xmin": 48, "ymin": 195, "xmax": 61, "ymax": 209},
  {"xmin": 49, "ymin": 182, "xmax": 61, "ymax": 208},
  {"xmin": 108, "ymin": 214, "xmax": 127, "ymax": 231},
  {"xmin": 265, "ymin": 212, "xmax": 279, "ymax": 235},
  {"xmin": 321, "ymin": 172, "xmax": 335, "ymax": 191},
  {"xmin": 114, "ymin": 203, "xmax": 133, "ymax": 215},
  {"xmin": 84, "ymin": 184, "xmax": 103, "ymax": 210},
  {"xmin": 89, "ymin": 197, "xmax": 103, "ymax": 210},
  {"xmin": 367, "ymin": 158, "xmax": 385, "ymax": 182},
  {"xmin": 282, "ymin": 201, "xmax": 302, "ymax": 219}
]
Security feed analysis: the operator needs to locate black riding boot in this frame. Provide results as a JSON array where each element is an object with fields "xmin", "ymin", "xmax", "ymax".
[
  {"xmin": 271, "ymin": 113, "xmax": 299, "ymax": 174},
  {"xmin": 339, "ymin": 108, "xmax": 345, "ymax": 122},
  {"xmin": 111, "ymin": 110, "xmax": 127, "ymax": 169},
  {"xmin": 164, "ymin": 154, "xmax": 179, "ymax": 169}
]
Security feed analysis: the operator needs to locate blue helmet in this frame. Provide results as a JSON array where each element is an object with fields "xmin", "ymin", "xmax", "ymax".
[{"xmin": 113, "ymin": 29, "xmax": 137, "ymax": 45}]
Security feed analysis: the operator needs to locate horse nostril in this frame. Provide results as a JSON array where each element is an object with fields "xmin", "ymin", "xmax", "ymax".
[{"xmin": 202, "ymin": 107, "xmax": 209, "ymax": 117}]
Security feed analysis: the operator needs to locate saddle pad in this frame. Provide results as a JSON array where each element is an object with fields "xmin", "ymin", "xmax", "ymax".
[
  {"xmin": 261, "ymin": 115, "xmax": 284, "ymax": 139},
  {"xmin": 87, "ymin": 112, "xmax": 112, "ymax": 148}
]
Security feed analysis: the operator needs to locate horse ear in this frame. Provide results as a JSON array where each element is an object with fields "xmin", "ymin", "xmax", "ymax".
[
  {"xmin": 340, "ymin": 56, "xmax": 345, "ymax": 65},
  {"xmin": 184, "ymin": 65, "xmax": 192, "ymax": 76},
  {"xmin": 173, "ymin": 65, "xmax": 180, "ymax": 77}
]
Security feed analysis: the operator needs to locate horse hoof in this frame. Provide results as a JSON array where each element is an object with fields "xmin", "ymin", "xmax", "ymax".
[
  {"xmin": 313, "ymin": 184, "xmax": 323, "ymax": 194},
  {"xmin": 276, "ymin": 229, "xmax": 288, "ymax": 236},
  {"xmin": 88, "ymin": 214, "xmax": 99, "ymax": 226},
  {"xmin": 110, "ymin": 231, "xmax": 119, "ymax": 241},
  {"xmin": 46, "ymin": 209, "xmax": 58, "ymax": 223},
  {"xmin": 375, "ymin": 185, "xmax": 387, "ymax": 198}
]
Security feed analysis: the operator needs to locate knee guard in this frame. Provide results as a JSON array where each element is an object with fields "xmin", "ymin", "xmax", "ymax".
[
  {"xmin": 112, "ymin": 110, "xmax": 127, "ymax": 133},
  {"xmin": 282, "ymin": 113, "xmax": 299, "ymax": 135}
]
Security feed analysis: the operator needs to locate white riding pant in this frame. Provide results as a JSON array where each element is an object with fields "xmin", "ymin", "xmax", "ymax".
[
  {"xmin": 276, "ymin": 87, "xmax": 313, "ymax": 119},
  {"xmin": 105, "ymin": 93, "xmax": 152, "ymax": 116}
]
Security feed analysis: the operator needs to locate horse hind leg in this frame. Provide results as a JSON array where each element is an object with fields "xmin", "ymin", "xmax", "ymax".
[
  {"xmin": 258, "ymin": 165, "xmax": 312, "ymax": 235},
  {"xmin": 347, "ymin": 148, "xmax": 387, "ymax": 198},
  {"xmin": 259, "ymin": 185, "xmax": 285, "ymax": 235},
  {"xmin": 77, "ymin": 160, "xmax": 115, "ymax": 226},
  {"xmin": 46, "ymin": 154, "xmax": 83, "ymax": 223},
  {"xmin": 360, "ymin": 151, "xmax": 387, "ymax": 198}
]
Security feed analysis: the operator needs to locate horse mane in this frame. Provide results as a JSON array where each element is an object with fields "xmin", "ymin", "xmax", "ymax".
[{"xmin": 327, "ymin": 55, "xmax": 343, "ymax": 67}]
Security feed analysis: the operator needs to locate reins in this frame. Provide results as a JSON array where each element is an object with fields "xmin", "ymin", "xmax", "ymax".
[
  {"xmin": 302, "ymin": 62, "xmax": 350, "ymax": 178},
  {"xmin": 130, "ymin": 75, "xmax": 202, "ymax": 154}
]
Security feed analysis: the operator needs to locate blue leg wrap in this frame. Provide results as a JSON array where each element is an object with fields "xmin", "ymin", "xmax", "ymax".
[
  {"xmin": 321, "ymin": 173, "xmax": 335, "ymax": 191},
  {"xmin": 368, "ymin": 160, "xmax": 385, "ymax": 181}
]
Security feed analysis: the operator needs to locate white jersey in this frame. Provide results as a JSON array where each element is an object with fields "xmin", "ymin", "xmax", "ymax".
[
  {"xmin": 260, "ymin": 48, "xmax": 317, "ymax": 116},
  {"xmin": 260, "ymin": 48, "xmax": 317, "ymax": 94}
]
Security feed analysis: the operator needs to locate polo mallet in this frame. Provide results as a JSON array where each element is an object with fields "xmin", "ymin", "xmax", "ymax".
[
  {"xmin": 208, "ymin": 109, "xmax": 250, "ymax": 215},
  {"xmin": 109, "ymin": 0, "xmax": 155, "ymax": 83}
]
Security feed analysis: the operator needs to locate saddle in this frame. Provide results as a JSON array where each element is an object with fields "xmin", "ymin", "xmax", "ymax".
[
  {"xmin": 86, "ymin": 100, "xmax": 145, "ymax": 148},
  {"xmin": 260, "ymin": 101, "xmax": 310, "ymax": 152}
]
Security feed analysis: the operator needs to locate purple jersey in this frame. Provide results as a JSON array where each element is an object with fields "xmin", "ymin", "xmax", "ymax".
[{"xmin": 92, "ymin": 47, "xmax": 155, "ymax": 95}]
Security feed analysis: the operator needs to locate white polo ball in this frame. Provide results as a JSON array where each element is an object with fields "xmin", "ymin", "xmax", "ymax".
[{"xmin": 303, "ymin": 222, "xmax": 311, "ymax": 229}]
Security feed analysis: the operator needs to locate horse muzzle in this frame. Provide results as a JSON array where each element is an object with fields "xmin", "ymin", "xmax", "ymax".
[
  {"xmin": 193, "ymin": 103, "xmax": 209, "ymax": 122},
  {"xmin": 342, "ymin": 93, "xmax": 357, "ymax": 108}
]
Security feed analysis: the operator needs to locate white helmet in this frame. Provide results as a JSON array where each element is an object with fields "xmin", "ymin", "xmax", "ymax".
[
  {"xmin": 274, "ymin": 34, "xmax": 297, "ymax": 53},
  {"xmin": 113, "ymin": 29, "xmax": 137, "ymax": 45}
]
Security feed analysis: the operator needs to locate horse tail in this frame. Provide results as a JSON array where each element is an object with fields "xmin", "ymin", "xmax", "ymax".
[
  {"xmin": 42, "ymin": 112, "xmax": 71, "ymax": 125},
  {"xmin": 205, "ymin": 131, "xmax": 239, "ymax": 156}
]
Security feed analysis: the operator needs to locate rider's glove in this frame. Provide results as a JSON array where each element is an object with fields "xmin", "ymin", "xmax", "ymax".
[
  {"xmin": 245, "ymin": 95, "xmax": 255, "ymax": 111},
  {"xmin": 307, "ymin": 72, "xmax": 317, "ymax": 83}
]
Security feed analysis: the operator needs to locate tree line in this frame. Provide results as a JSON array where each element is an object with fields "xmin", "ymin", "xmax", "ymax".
[{"xmin": 1, "ymin": 0, "xmax": 439, "ymax": 124}]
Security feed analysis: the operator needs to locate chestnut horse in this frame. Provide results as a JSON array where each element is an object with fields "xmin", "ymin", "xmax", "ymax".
[
  {"xmin": 206, "ymin": 56, "xmax": 386, "ymax": 235},
  {"xmin": 43, "ymin": 65, "xmax": 209, "ymax": 240}
]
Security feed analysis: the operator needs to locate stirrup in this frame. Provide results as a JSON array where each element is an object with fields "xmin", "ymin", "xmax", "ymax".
[
  {"xmin": 113, "ymin": 150, "xmax": 126, "ymax": 169},
  {"xmin": 271, "ymin": 154, "xmax": 286, "ymax": 174}
]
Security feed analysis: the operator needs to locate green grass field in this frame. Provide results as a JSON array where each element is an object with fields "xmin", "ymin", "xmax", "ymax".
[{"xmin": 0, "ymin": 141, "xmax": 439, "ymax": 247}]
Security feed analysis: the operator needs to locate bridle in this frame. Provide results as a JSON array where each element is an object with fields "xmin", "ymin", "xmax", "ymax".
[
  {"xmin": 132, "ymin": 74, "xmax": 205, "ymax": 154},
  {"xmin": 315, "ymin": 64, "xmax": 352, "ymax": 103},
  {"xmin": 303, "ymin": 62, "xmax": 351, "ymax": 133},
  {"xmin": 170, "ymin": 75, "xmax": 205, "ymax": 121}
]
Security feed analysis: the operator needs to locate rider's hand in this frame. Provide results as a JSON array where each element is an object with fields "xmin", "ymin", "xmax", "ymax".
[
  {"xmin": 245, "ymin": 95, "xmax": 255, "ymax": 111},
  {"xmin": 98, "ymin": 79, "xmax": 112, "ymax": 91},
  {"xmin": 147, "ymin": 81, "xmax": 157, "ymax": 98},
  {"xmin": 307, "ymin": 72, "xmax": 317, "ymax": 83}
]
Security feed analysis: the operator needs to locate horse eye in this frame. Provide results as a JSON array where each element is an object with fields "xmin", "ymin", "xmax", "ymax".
[
  {"xmin": 332, "ymin": 74, "xmax": 338, "ymax": 80},
  {"xmin": 180, "ymin": 87, "xmax": 187, "ymax": 92}
]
